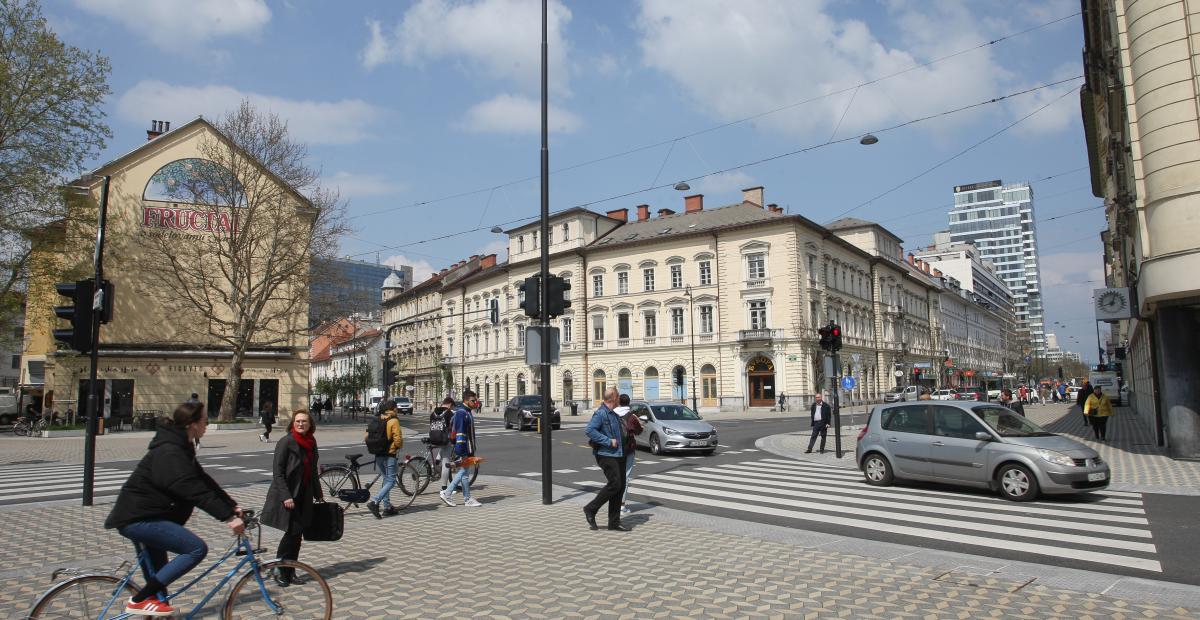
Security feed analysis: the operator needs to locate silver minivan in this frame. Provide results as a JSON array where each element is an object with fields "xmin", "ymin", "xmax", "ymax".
[
  {"xmin": 855, "ymin": 401, "xmax": 1109, "ymax": 501},
  {"xmin": 630, "ymin": 401, "xmax": 718, "ymax": 455}
]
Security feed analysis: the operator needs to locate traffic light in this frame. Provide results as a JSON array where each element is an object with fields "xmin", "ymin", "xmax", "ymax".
[
  {"xmin": 829, "ymin": 324, "xmax": 842, "ymax": 352},
  {"xmin": 545, "ymin": 275, "xmax": 572, "ymax": 318},
  {"xmin": 53, "ymin": 280, "xmax": 94, "ymax": 352},
  {"xmin": 818, "ymin": 325, "xmax": 832, "ymax": 351},
  {"xmin": 383, "ymin": 356, "xmax": 398, "ymax": 388},
  {"xmin": 674, "ymin": 366, "xmax": 685, "ymax": 386},
  {"xmin": 518, "ymin": 276, "xmax": 541, "ymax": 320},
  {"xmin": 913, "ymin": 367, "xmax": 922, "ymax": 379},
  {"xmin": 488, "ymin": 298, "xmax": 499, "ymax": 326}
]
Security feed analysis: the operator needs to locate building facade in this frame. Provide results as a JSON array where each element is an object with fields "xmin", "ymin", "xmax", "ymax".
[
  {"xmin": 1081, "ymin": 0, "xmax": 1200, "ymax": 456},
  {"xmin": 948, "ymin": 180, "xmax": 1046, "ymax": 354},
  {"xmin": 311, "ymin": 257, "xmax": 407, "ymax": 327}
]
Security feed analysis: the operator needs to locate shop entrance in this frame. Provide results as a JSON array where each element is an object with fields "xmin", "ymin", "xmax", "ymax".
[
  {"xmin": 77, "ymin": 379, "xmax": 134, "ymax": 422},
  {"xmin": 746, "ymin": 356, "xmax": 776, "ymax": 407},
  {"xmin": 207, "ymin": 378, "xmax": 278, "ymax": 418}
]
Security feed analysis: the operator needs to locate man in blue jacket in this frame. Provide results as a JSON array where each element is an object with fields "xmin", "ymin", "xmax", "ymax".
[{"xmin": 584, "ymin": 388, "xmax": 629, "ymax": 531}]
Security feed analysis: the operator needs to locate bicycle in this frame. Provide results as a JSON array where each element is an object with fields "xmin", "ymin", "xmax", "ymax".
[
  {"xmin": 12, "ymin": 417, "xmax": 47, "ymax": 437},
  {"xmin": 397, "ymin": 436, "xmax": 479, "ymax": 497},
  {"xmin": 26, "ymin": 509, "xmax": 332, "ymax": 619},
  {"xmin": 318, "ymin": 452, "xmax": 424, "ymax": 512}
]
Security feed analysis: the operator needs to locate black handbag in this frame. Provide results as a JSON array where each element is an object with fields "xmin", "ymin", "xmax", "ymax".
[{"xmin": 303, "ymin": 501, "xmax": 344, "ymax": 542}]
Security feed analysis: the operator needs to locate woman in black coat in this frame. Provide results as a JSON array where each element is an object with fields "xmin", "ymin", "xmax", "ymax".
[
  {"xmin": 105, "ymin": 401, "xmax": 243, "ymax": 616},
  {"xmin": 261, "ymin": 409, "xmax": 323, "ymax": 586}
]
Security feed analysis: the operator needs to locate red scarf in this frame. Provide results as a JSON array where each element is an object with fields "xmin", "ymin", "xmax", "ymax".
[{"xmin": 291, "ymin": 429, "xmax": 316, "ymax": 485}]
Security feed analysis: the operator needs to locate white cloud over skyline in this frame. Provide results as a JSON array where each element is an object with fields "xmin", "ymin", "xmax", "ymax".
[{"xmin": 73, "ymin": 0, "xmax": 270, "ymax": 50}]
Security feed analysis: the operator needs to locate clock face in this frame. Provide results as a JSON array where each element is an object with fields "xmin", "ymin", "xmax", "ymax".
[{"xmin": 1099, "ymin": 291, "xmax": 1126, "ymax": 313}]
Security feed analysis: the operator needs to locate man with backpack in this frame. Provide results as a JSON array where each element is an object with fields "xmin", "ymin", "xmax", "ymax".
[
  {"xmin": 364, "ymin": 400, "xmax": 403, "ymax": 518},
  {"xmin": 428, "ymin": 397, "xmax": 457, "ymax": 493},
  {"xmin": 440, "ymin": 390, "xmax": 481, "ymax": 507}
]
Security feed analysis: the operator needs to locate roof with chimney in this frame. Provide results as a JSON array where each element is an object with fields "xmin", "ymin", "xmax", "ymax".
[
  {"xmin": 590, "ymin": 201, "xmax": 784, "ymax": 251},
  {"xmin": 504, "ymin": 207, "xmax": 621, "ymax": 234},
  {"xmin": 825, "ymin": 217, "xmax": 904, "ymax": 243}
]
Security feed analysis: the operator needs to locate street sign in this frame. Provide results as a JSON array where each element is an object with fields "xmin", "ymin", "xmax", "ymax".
[
  {"xmin": 1024, "ymin": 356, "xmax": 1032, "ymax": 365},
  {"xmin": 524, "ymin": 326, "xmax": 560, "ymax": 365},
  {"xmin": 913, "ymin": 362, "xmax": 932, "ymax": 369},
  {"xmin": 841, "ymin": 376, "xmax": 857, "ymax": 391},
  {"xmin": 894, "ymin": 370, "xmax": 904, "ymax": 377}
]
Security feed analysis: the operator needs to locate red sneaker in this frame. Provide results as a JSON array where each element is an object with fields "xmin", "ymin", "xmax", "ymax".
[{"xmin": 124, "ymin": 596, "xmax": 176, "ymax": 616}]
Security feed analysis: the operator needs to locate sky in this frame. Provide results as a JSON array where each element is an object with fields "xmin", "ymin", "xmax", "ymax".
[{"xmin": 48, "ymin": 0, "xmax": 1108, "ymax": 362}]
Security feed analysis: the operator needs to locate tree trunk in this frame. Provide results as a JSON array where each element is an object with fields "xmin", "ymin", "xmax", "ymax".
[{"xmin": 218, "ymin": 354, "xmax": 247, "ymax": 422}]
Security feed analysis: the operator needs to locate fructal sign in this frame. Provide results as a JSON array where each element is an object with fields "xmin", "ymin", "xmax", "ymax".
[{"xmin": 142, "ymin": 206, "xmax": 238, "ymax": 234}]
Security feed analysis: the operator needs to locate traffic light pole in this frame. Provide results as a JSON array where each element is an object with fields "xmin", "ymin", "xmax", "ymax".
[
  {"xmin": 538, "ymin": 0, "xmax": 553, "ymax": 505},
  {"xmin": 82, "ymin": 176, "xmax": 111, "ymax": 506},
  {"xmin": 832, "ymin": 351, "xmax": 843, "ymax": 459}
]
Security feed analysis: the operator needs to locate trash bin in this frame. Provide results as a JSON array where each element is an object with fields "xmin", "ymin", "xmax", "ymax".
[
  {"xmin": 97, "ymin": 417, "xmax": 105, "ymax": 435},
  {"xmin": 570, "ymin": 402, "xmax": 578, "ymax": 416}
]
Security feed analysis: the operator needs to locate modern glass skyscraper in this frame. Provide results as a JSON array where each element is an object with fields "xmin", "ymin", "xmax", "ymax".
[{"xmin": 947, "ymin": 180, "xmax": 1046, "ymax": 354}]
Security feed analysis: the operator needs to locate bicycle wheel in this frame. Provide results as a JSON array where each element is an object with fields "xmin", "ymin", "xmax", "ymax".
[
  {"xmin": 397, "ymin": 457, "xmax": 431, "ymax": 496},
  {"xmin": 317, "ymin": 466, "xmax": 360, "ymax": 507},
  {"xmin": 13, "ymin": 422, "xmax": 27, "ymax": 437},
  {"xmin": 28, "ymin": 574, "xmax": 137, "ymax": 618},
  {"xmin": 223, "ymin": 559, "xmax": 331, "ymax": 619},
  {"xmin": 469, "ymin": 461, "xmax": 480, "ymax": 486}
]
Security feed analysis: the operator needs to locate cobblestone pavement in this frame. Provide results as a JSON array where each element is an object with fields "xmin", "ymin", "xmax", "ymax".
[
  {"xmin": 2, "ymin": 478, "xmax": 1198, "ymax": 618},
  {"xmin": 761, "ymin": 402, "xmax": 1200, "ymax": 495}
]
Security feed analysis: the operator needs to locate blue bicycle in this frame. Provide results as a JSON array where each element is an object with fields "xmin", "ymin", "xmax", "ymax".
[{"xmin": 26, "ymin": 510, "xmax": 332, "ymax": 619}]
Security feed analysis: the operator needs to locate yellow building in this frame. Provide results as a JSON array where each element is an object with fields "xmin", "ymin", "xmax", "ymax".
[{"xmin": 21, "ymin": 119, "xmax": 310, "ymax": 423}]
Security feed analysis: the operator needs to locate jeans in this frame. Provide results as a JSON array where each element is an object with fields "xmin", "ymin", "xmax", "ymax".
[
  {"xmin": 119, "ymin": 520, "xmax": 208, "ymax": 591},
  {"xmin": 437, "ymin": 444, "xmax": 453, "ymax": 489},
  {"xmin": 445, "ymin": 458, "xmax": 472, "ymax": 500},
  {"xmin": 584, "ymin": 454, "xmax": 626, "ymax": 525},
  {"xmin": 262, "ymin": 423, "xmax": 272, "ymax": 440},
  {"xmin": 621, "ymin": 452, "xmax": 635, "ymax": 505},
  {"xmin": 372, "ymin": 455, "xmax": 397, "ymax": 509}
]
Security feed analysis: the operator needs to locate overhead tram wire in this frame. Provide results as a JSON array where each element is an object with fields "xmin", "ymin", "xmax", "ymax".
[
  {"xmin": 346, "ymin": 11, "xmax": 1082, "ymax": 223},
  {"xmin": 873, "ymin": 171, "xmax": 1089, "ymax": 225},
  {"xmin": 345, "ymin": 77, "xmax": 1083, "ymax": 261}
]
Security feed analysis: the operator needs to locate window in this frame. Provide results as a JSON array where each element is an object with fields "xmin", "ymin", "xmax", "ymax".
[
  {"xmin": 670, "ymin": 264, "xmax": 683, "ymax": 289},
  {"xmin": 447, "ymin": 337, "xmax": 454, "ymax": 358},
  {"xmin": 592, "ymin": 274, "xmax": 603, "ymax": 297},
  {"xmin": 518, "ymin": 236, "xmax": 525, "ymax": 253},
  {"xmin": 807, "ymin": 255, "xmax": 817, "ymax": 285},
  {"xmin": 561, "ymin": 317, "xmax": 572, "ymax": 343},
  {"xmin": 699, "ymin": 261, "xmax": 712, "ymax": 285},
  {"xmin": 547, "ymin": 227, "xmax": 553, "ymax": 244},
  {"xmin": 643, "ymin": 311, "xmax": 657, "ymax": 337},
  {"xmin": 617, "ymin": 313, "xmax": 630, "ymax": 339},
  {"xmin": 591, "ymin": 315, "xmax": 605, "ymax": 341},
  {"xmin": 10, "ymin": 354, "xmax": 17, "ymax": 370},
  {"xmin": 671, "ymin": 307, "xmax": 684, "ymax": 335},
  {"xmin": 932, "ymin": 406, "xmax": 987, "ymax": 439},
  {"xmin": 832, "ymin": 265, "xmax": 839, "ymax": 290},
  {"xmin": 699, "ymin": 305, "xmax": 713, "ymax": 333},
  {"xmin": 562, "ymin": 222, "xmax": 569, "ymax": 240},
  {"xmin": 749, "ymin": 300, "xmax": 767, "ymax": 330},
  {"xmin": 593, "ymin": 370, "xmax": 606, "ymax": 405},
  {"xmin": 643, "ymin": 268, "xmax": 655, "ymax": 292},
  {"xmin": 503, "ymin": 327, "xmax": 510, "ymax": 349},
  {"xmin": 747, "ymin": 252, "xmax": 766, "ymax": 280},
  {"xmin": 532, "ymin": 231, "xmax": 538, "ymax": 248},
  {"xmin": 617, "ymin": 271, "xmax": 629, "ymax": 295},
  {"xmin": 517, "ymin": 325, "xmax": 526, "ymax": 348},
  {"xmin": 881, "ymin": 405, "xmax": 929, "ymax": 434},
  {"xmin": 810, "ymin": 300, "xmax": 820, "ymax": 328}
]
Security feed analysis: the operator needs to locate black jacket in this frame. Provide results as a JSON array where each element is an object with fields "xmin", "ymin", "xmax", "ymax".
[
  {"xmin": 261, "ymin": 432, "xmax": 322, "ymax": 532},
  {"xmin": 810, "ymin": 402, "xmax": 832, "ymax": 426},
  {"xmin": 1076, "ymin": 385, "xmax": 1094, "ymax": 409},
  {"xmin": 105, "ymin": 426, "xmax": 236, "ymax": 530}
]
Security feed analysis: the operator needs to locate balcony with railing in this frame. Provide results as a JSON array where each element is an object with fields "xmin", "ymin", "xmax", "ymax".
[
  {"xmin": 738, "ymin": 328, "xmax": 781, "ymax": 342},
  {"xmin": 670, "ymin": 335, "xmax": 685, "ymax": 345},
  {"xmin": 642, "ymin": 337, "xmax": 658, "ymax": 346}
]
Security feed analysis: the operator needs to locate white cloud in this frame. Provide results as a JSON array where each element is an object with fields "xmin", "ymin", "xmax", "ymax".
[
  {"xmin": 383, "ymin": 255, "xmax": 438, "ymax": 283},
  {"xmin": 117, "ymin": 80, "xmax": 386, "ymax": 146},
  {"xmin": 479, "ymin": 238, "xmax": 509, "ymax": 262},
  {"xmin": 72, "ymin": 0, "xmax": 270, "ymax": 50},
  {"xmin": 695, "ymin": 170, "xmax": 755, "ymax": 196},
  {"xmin": 458, "ymin": 94, "xmax": 582, "ymax": 134},
  {"xmin": 326, "ymin": 172, "xmax": 406, "ymax": 199},
  {"xmin": 1009, "ymin": 63, "xmax": 1084, "ymax": 135},
  {"xmin": 634, "ymin": 0, "xmax": 1059, "ymax": 140}
]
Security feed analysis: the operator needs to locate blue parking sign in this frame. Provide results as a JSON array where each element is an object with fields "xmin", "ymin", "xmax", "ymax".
[{"xmin": 841, "ymin": 376, "xmax": 857, "ymax": 391}]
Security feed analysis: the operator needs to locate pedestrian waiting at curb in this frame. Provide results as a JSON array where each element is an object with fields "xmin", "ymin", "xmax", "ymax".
[
  {"xmin": 440, "ymin": 390, "xmax": 481, "ymax": 507},
  {"xmin": 616, "ymin": 394, "xmax": 643, "ymax": 515},
  {"xmin": 259, "ymin": 401, "xmax": 276, "ymax": 443},
  {"xmin": 584, "ymin": 388, "xmax": 629, "ymax": 531},
  {"xmin": 805, "ymin": 393, "xmax": 831, "ymax": 454},
  {"xmin": 1000, "ymin": 389, "xmax": 1025, "ymax": 417},
  {"xmin": 365, "ymin": 400, "xmax": 403, "ymax": 519},
  {"xmin": 1084, "ymin": 385, "xmax": 1114, "ymax": 441},
  {"xmin": 262, "ymin": 409, "xmax": 323, "ymax": 587}
]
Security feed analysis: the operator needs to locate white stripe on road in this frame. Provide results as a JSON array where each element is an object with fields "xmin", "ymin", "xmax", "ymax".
[
  {"xmin": 0, "ymin": 482, "xmax": 130, "ymax": 502},
  {"xmin": 553, "ymin": 469, "xmax": 578, "ymax": 474},
  {"xmin": 0, "ymin": 471, "xmax": 129, "ymax": 491},
  {"xmin": 518, "ymin": 472, "xmax": 540, "ymax": 477}
]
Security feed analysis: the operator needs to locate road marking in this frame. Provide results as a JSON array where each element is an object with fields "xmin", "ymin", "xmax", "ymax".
[
  {"xmin": 553, "ymin": 469, "xmax": 578, "ymax": 474},
  {"xmin": 518, "ymin": 472, "xmax": 540, "ymax": 477},
  {"xmin": 584, "ymin": 466, "xmax": 601, "ymax": 471}
]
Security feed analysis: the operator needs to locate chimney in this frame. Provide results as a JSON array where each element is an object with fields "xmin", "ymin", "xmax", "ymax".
[
  {"xmin": 907, "ymin": 252, "xmax": 915, "ymax": 265},
  {"xmin": 768, "ymin": 204, "xmax": 783, "ymax": 214},
  {"xmin": 606, "ymin": 207, "xmax": 629, "ymax": 223},
  {"xmin": 658, "ymin": 208, "xmax": 676, "ymax": 218},
  {"xmin": 147, "ymin": 119, "xmax": 163, "ymax": 141},
  {"xmin": 923, "ymin": 262, "xmax": 932, "ymax": 275},
  {"xmin": 637, "ymin": 204, "xmax": 651, "ymax": 222},
  {"xmin": 684, "ymin": 194, "xmax": 704, "ymax": 213},
  {"xmin": 742, "ymin": 186, "xmax": 764, "ymax": 207},
  {"xmin": 933, "ymin": 268, "xmax": 943, "ymax": 278},
  {"xmin": 482, "ymin": 254, "xmax": 497, "ymax": 268}
]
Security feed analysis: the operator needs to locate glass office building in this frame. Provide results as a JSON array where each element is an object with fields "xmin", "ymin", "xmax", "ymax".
[{"xmin": 311, "ymin": 258, "xmax": 410, "ymax": 326}]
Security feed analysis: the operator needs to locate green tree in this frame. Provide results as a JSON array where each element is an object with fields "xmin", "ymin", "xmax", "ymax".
[{"xmin": 0, "ymin": 0, "xmax": 111, "ymax": 320}]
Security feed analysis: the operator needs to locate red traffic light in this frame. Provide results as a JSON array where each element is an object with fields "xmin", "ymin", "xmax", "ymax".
[{"xmin": 831, "ymin": 327, "xmax": 840, "ymax": 337}]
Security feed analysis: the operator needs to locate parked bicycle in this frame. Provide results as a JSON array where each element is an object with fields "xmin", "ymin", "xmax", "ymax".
[
  {"xmin": 397, "ymin": 436, "xmax": 479, "ymax": 496},
  {"xmin": 12, "ymin": 417, "xmax": 47, "ymax": 437},
  {"xmin": 318, "ymin": 452, "xmax": 424, "ymax": 512},
  {"xmin": 26, "ymin": 509, "xmax": 332, "ymax": 619}
]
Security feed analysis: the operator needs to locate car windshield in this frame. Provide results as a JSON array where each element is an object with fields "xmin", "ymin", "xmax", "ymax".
[
  {"xmin": 651, "ymin": 404, "xmax": 701, "ymax": 420},
  {"xmin": 518, "ymin": 396, "xmax": 553, "ymax": 407},
  {"xmin": 974, "ymin": 406, "xmax": 1054, "ymax": 437},
  {"xmin": 887, "ymin": 387, "xmax": 904, "ymax": 393},
  {"xmin": 397, "ymin": 398, "xmax": 411, "ymax": 404}
]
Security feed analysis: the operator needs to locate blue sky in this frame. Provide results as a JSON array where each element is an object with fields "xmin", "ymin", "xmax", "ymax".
[{"xmin": 49, "ymin": 0, "xmax": 1107, "ymax": 362}]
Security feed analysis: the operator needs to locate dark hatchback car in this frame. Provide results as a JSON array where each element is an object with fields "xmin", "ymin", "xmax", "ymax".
[{"xmin": 504, "ymin": 395, "xmax": 561, "ymax": 431}]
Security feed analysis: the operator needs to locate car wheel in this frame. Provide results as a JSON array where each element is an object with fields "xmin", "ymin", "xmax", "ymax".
[
  {"xmin": 504, "ymin": 416, "xmax": 512, "ymax": 430},
  {"xmin": 649, "ymin": 434, "xmax": 662, "ymax": 455},
  {"xmin": 997, "ymin": 463, "xmax": 1039, "ymax": 501},
  {"xmin": 700, "ymin": 449, "xmax": 715, "ymax": 456},
  {"xmin": 862, "ymin": 452, "xmax": 894, "ymax": 486},
  {"xmin": 552, "ymin": 424, "xmax": 560, "ymax": 430}
]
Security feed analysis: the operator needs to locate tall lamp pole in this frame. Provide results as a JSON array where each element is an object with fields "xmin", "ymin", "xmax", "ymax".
[
  {"xmin": 82, "ymin": 175, "xmax": 111, "ymax": 506},
  {"xmin": 685, "ymin": 286, "xmax": 698, "ymax": 412},
  {"xmin": 537, "ymin": 0, "xmax": 554, "ymax": 505}
]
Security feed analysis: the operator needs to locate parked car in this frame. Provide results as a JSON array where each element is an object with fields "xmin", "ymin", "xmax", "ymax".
[
  {"xmin": 394, "ymin": 397, "xmax": 414, "ymax": 416},
  {"xmin": 368, "ymin": 396, "xmax": 384, "ymax": 414},
  {"xmin": 987, "ymin": 388, "xmax": 1002, "ymax": 401},
  {"xmin": 504, "ymin": 395, "xmax": 561, "ymax": 430},
  {"xmin": 631, "ymin": 401, "xmax": 718, "ymax": 455},
  {"xmin": 855, "ymin": 401, "xmax": 1109, "ymax": 501},
  {"xmin": 883, "ymin": 385, "xmax": 919, "ymax": 403},
  {"xmin": 1066, "ymin": 386, "xmax": 1081, "ymax": 402},
  {"xmin": 955, "ymin": 386, "xmax": 986, "ymax": 401},
  {"xmin": 0, "ymin": 393, "xmax": 18, "ymax": 425},
  {"xmin": 931, "ymin": 389, "xmax": 957, "ymax": 401}
]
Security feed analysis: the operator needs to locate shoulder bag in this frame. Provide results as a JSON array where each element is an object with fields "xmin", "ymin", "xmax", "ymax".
[{"xmin": 303, "ymin": 500, "xmax": 344, "ymax": 542}]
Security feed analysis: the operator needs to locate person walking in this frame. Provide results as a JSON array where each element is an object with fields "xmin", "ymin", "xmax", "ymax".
[
  {"xmin": 777, "ymin": 393, "xmax": 786, "ymax": 412},
  {"xmin": 365, "ymin": 400, "xmax": 403, "ymax": 519},
  {"xmin": 616, "ymin": 394, "xmax": 643, "ymax": 515},
  {"xmin": 1076, "ymin": 380, "xmax": 1094, "ymax": 424},
  {"xmin": 805, "ymin": 393, "xmax": 831, "ymax": 454},
  {"xmin": 583, "ymin": 388, "xmax": 628, "ymax": 531},
  {"xmin": 261, "ymin": 409, "xmax": 323, "ymax": 587},
  {"xmin": 105, "ymin": 400, "xmax": 243, "ymax": 616},
  {"xmin": 428, "ymin": 397, "xmax": 457, "ymax": 493},
  {"xmin": 440, "ymin": 390, "xmax": 481, "ymax": 507},
  {"xmin": 1000, "ymin": 388, "xmax": 1025, "ymax": 416},
  {"xmin": 259, "ymin": 401, "xmax": 277, "ymax": 443},
  {"xmin": 1084, "ymin": 385, "xmax": 1114, "ymax": 441}
]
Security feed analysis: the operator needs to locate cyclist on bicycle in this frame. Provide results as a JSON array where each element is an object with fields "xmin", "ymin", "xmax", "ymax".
[{"xmin": 105, "ymin": 400, "xmax": 244, "ymax": 617}]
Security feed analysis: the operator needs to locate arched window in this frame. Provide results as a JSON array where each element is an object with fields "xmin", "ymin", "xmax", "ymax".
[
  {"xmin": 517, "ymin": 373, "xmax": 527, "ymax": 396},
  {"xmin": 617, "ymin": 368, "xmax": 633, "ymax": 396},
  {"xmin": 644, "ymin": 367, "xmax": 659, "ymax": 400},
  {"xmin": 562, "ymin": 371, "xmax": 574, "ymax": 405},
  {"xmin": 593, "ymin": 369, "xmax": 606, "ymax": 406},
  {"xmin": 701, "ymin": 364, "xmax": 718, "ymax": 407}
]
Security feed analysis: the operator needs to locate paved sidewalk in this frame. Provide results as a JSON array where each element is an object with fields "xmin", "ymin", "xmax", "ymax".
[
  {"xmin": 760, "ymin": 402, "xmax": 1200, "ymax": 495},
  {"xmin": 2, "ymin": 478, "xmax": 1198, "ymax": 618}
]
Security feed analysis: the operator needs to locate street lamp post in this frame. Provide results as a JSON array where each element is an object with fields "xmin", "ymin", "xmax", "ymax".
[{"xmin": 685, "ymin": 286, "xmax": 698, "ymax": 413}]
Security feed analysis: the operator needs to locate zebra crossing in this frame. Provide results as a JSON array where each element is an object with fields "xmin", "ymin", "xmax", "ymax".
[
  {"xmin": 581, "ymin": 457, "xmax": 1161, "ymax": 573},
  {"xmin": 0, "ymin": 463, "xmax": 132, "ymax": 503}
]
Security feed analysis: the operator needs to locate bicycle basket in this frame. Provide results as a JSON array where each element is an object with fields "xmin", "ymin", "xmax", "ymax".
[{"xmin": 337, "ymin": 488, "xmax": 370, "ymax": 503}]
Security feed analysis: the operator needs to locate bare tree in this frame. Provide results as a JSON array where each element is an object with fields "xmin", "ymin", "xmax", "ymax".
[{"xmin": 140, "ymin": 101, "xmax": 347, "ymax": 421}]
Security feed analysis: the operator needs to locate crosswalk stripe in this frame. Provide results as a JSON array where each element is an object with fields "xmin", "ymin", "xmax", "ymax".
[
  {"xmin": 0, "ymin": 467, "xmax": 127, "ymax": 481},
  {"xmin": 649, "ymin": 470, "xmax": 1151, "ymax": 537},
  {"xmin": 629, "ymin": 485, "xmax": 1161, "ymax": 573},
  {"xmin": 637, "ymin": 460, "xmax": 659, "ymax": 465},
  {"xmin": 584, "ymin": 466, "xmax": 601, "ymax": 471},
  {"xmin": 0, "ymin": 482, "xmax": 129, "ymax": 501},
  {"xmin": 518, "ymin": 472, "xmax": 540, "ymax": 477},
  {"xmin": 553, "ymin": 469, "xmax": 578, "ymax": 474},
  {"xmin": 730, "ymin": 461, "xmax": 1148, "ymax": 513},
  {"xmin": 0, "ymin": 474, "xmax": 130, "ymax": 497},
  {"xmin": 0, "ymin": 465, "xmax": 100, "ymax": 477},
  {"xmin": 0, "ymin": 471, "xmax": 129, "ymax": 491}
]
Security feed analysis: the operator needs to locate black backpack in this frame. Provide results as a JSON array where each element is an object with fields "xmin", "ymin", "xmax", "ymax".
[
  {"xmin": 428, "ymin": 408, "xmax": 452, "ymax": 446},
  {"xmin": 364, "ymin": 416, "xmax": 390, "ymax": 455}
]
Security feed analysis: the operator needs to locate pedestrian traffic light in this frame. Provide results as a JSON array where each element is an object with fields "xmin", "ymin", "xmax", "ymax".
[
  {"xmin": 488, "ymin": 298, "xmax": 499, "ymax": 326},
  {"xmin": 383, "ymin": 356, "xmax": 398, "ymax": 388},
  {"xmin": 830, "ymin": 324, "xmax": 842, "ymax": 352},
  {"xmin": 1057, "ymin": 366, "xmax": 1064, "ymax": 379},
  {"xmin": 544, "ymin": 275, "xmax": 571, "ymax": 318},
  {"xmin": 53, "ymin": 280, "xmax": 95, "ymax": 352},
  {"xmin": 818, "ymin": 325, "xmax": 831, "ymax": 351},
  {"xmin": 518, "ymin": 276, "xmax": 541, "ymax": 320}
]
